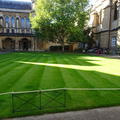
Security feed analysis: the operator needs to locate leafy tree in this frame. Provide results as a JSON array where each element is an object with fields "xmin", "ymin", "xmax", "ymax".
[
  {"xmin": 31, "ymin": 0, "xmax": 89, "ymax": 51},
  {"xmin": 84, "ymin": 27, "xmax": 95, "ymax": 49}
]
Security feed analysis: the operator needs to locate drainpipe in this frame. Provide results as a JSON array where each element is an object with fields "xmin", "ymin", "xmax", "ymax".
[{"xmin": 108, "ymin": 0, "xmax": 112, "ymax": 49}]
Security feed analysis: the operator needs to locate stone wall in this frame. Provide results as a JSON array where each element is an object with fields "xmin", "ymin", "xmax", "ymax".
[
  {"xmin": 0, "ymin": 36, "xmax": 35, "ymax": 51},
  {"xmin": 90, "ymin": 0, "xmax": 120, "ymax": 50}
]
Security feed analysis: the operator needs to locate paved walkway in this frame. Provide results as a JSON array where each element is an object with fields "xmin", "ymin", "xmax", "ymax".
[
  {"xmin": 88, "ymin": 53, "xmax": 120, "ymax": 59},
  {"xmin": 101, "ymin": 55, "xmax": 120, "ymax": 59},
  {"xmin": 0, "ymin": 51, "xmax": 12, "ymax": 54},
  {"xmin": 6, "ymin": 106, "xmax": 120, "ymax": 120}
]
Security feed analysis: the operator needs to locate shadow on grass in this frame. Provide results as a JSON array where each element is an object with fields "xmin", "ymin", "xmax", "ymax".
[
  {"xmin": 13, "ymin": 53, "xmax": 101, "ymax": 66},
  {"xmin": 0, "ymin": 68, "xmax": 120, "ymax": 119},
  {"xmin": 0, "ymin": 52, "xmax": 120, "ymax": 118}
]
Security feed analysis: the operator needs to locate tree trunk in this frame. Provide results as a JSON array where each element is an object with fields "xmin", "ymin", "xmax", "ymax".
[
  {"xmin": 61, "ymin": 42, "xmax": 65, "ymax": 52},
  {"xmin": 59, "ymin": 35, "xmax": 66, "ymax": 52}
]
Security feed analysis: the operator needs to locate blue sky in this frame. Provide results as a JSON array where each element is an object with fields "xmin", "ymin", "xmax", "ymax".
[
  {"xmin": 15, "ymin": 0, "xmax": 95, "ymax": 4},
  {"xmin": 23, "ymin": 0, "xmax": 31, "ymax": 1},
  {"xmin": 14, "ymin": 0, "xmax": 31, "ymax": 1},
  {"xmin": 15, "ymin": 0, "xmax": 95, "ymax": 3}
]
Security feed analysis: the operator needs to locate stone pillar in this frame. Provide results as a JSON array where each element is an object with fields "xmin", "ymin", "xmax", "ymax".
[
  {"xmin": 117, "ymin": 1, "xmax": 120, "ymax": 49},
  {"xmin": 34, "ymin": 38, "xmax": 37, "ymax": 51},
  {"xmin": 117, "ymin": 1, "xmax": 120, "ymax": 26},
  {"xmin": 9, "ymin": 16, "xmax": 11, "ymax": 33},
  {"xmin": 0, "ymin": 39, "xmax": 2, "ymax": 49},
  {"xmin": 15, "ymin": 39, "xmax": 19, "ymax": 51},
  {"xmin": 32, "ymin": 37, "xmax": 35, "ymax": 51}
]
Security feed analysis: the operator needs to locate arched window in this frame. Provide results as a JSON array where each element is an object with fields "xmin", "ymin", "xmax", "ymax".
[
  {"xmin": 16, "ymin": 17, "xmax": 19, "ymax": 28},
  {"xmin": 114, "ymin": 2, "xmax": 118, "ymax": 20},
  {"xmin": 0, "ymin": 17, "xmax": 4, "ymax": 27},
  {"xmin": 5, "ymin": 16, "xmax": 9, "ymax": 27},
  {"xmin": 21, "ymin": 18, "xmax": 25, "ymax": 28},
  {"xmin": 11, "ymin": 17, "xmax": 15, "ymax": 28},
  {"xmin": 93, "ymin": 13, "xmax": 99, "ymax": 26},
  {"xmin": 26, "ymin": 18, "xmax": 30, "ymax": 28}
]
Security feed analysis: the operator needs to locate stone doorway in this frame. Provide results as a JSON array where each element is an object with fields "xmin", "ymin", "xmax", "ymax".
[
  {"xmin": 19, "ymin": 39, "xmax": 31, "ymax": 51},
  {"xmin": 2, "ymin": 38, "xmax": 15, "ymax": 50}
]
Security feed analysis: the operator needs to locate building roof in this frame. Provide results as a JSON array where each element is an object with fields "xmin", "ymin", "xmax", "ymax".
[{"xmin": 0, "ymin": 0, "xmax": 32, "ymax": 10}]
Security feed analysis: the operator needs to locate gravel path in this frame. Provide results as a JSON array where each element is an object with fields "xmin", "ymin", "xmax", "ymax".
[
  {"xmin": 0, "ymin": 51, "xmax": 12, "ymax": 54},
  {"xmin": 88, "ymin": 53, "xmax": 120, "ymax": 59},
  {"xmin": 5, "ymin": 106, "xmax": 120, "ymax": 120},
  {"xmin": 101, "ymin": 55, "xmax": 120, "ymax": 59}
]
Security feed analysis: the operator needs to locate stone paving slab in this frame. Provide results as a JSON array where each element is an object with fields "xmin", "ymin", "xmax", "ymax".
[
  {"xmin": 101, "ymin": 55, "xmax": 120, "ymax": 59},
  {"xmin": 88, "ymin": 53, "xmax": 120, "ymax": 59},
  {"xmin": 5, "ymin": 106, "xmax": 120, "ymax": 120},
  {"xmin": 0, "ymin": 52, "xmax": 11, "ymax": 54}
]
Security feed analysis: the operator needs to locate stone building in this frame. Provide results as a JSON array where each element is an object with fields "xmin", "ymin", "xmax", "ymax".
[
  {"xmin": 0, "ymin": 0, "xmax": 37, "ymax": 51},
  {"xmin": 89, "ymin": 0, "xmax": 120, "ymax": 52},
  {"xmin": 0, "ymin": 0, "xmax": 79, "ymax": 52}
]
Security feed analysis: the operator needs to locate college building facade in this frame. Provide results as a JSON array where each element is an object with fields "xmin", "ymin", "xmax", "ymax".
[
  {"xmin": 0, "ymin": 0, "xmax": 37, "ymax": 51},
  {"xmin": 0, "ymin": 0, "xmax": 79, "ymax": 52},
  {"xmin": 89, "ymin": 0, "xmax": 120, "ymax": 52}
]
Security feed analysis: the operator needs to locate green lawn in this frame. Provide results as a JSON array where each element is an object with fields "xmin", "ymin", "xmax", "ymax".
[{"xmin": 0, "ymin": 52, "xmax": 120, "ymax": 118}]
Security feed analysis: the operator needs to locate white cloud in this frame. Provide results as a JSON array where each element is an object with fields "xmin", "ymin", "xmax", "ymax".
[
  {"xmin": 14, "ymin": 0, "xmax": 31, "ymax": 2},
  {"xmin": 89, "ymin": 0, "xmax": 95, "ymax": 5}
]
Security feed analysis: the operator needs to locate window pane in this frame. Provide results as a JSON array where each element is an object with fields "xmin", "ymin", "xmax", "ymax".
[
  {"xmin": 0, "ymin": 17, "xmax": 3, "ymax": 26},
  {"xmin": 21, "ymin": 18, "xmax": 25, "ymax": 28},
  {"xmin": 5, "ymin": 16, "xmax": 9, "ymax": 27},
  {"xmin": 11, "ymin": 17, "xmax": 15, "ymax": 27},
  {"xmin": 16, "ymin": 18, "xmax": 19, "ymax": 28},
  {"xmin": 26, "ymin": 18, "xmax": 30, "ymax": 28}
]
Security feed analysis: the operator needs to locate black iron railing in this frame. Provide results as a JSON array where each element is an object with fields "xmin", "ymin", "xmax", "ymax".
[
  {"xmin": 0, "ymin": 27, "xmax": 35, "ymax": 36},
  {"xmin": 11, "ymin": 89, "xmax": 66, "ymax": 113},
  {"xmin": 1, "ymin": 88, "xmax": 120, "ymax": 118}
]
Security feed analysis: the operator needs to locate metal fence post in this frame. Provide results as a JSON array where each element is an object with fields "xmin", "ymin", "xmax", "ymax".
[
  {"xmin": 11, "ymin": 93, "xmax": 15, "ymax": 113},
  {"xmin": 64, "ymin": 89, "xmax": 66, "ymax": 107},
  {"xmin": 39, "ymin": 91, "xmax": 42, "ymax": 110}
]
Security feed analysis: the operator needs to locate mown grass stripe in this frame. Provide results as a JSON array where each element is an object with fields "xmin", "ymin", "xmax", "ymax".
[
  {"xmin": 55, "ymin": 55, "xmax": 99, "ymax": 107},
  {"xmin": 13, "ymin": 55, "xmax": 48, "ymax": 91},
  {"xmin": 0, "ymin": 55, "xmax": 39, "ymax": 92},
  {"xmin": 0, "ymin": 52, "xmax": 120, "ymax": 118},
  {"xmin": 0, "ymin": 55, "xmax": 34, "ymax": 79}
]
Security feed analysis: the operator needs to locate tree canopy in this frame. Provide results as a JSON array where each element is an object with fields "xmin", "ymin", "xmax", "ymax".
[{"xmin": 31, "ymin": 0, "xmax": 89, "ymax": 51}]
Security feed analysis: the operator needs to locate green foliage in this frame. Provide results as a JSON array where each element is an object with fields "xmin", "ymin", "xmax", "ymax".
[{"xmin": 31, "ymin": 0, "xmax": 89, "ymax": 51}]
